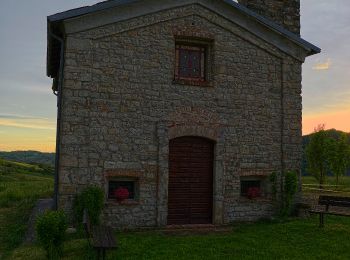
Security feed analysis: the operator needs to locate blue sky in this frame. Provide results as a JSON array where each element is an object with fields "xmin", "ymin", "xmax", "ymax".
[
  {"xmin": 302, "ymin": 0, "xmax": 350, "ymax": 114},
  {"xmin": 0, "ymin": 0, "xmax": 349, "ymax": 151}
]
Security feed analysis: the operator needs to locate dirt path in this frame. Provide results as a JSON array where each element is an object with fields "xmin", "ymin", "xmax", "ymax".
[{"xmin": 24, "ymin": 198, "xmax": 53, "ymax": 244}]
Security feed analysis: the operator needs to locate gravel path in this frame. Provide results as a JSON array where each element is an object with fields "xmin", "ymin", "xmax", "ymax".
[{"xmin": 24, "ymin": 198, "xmax": 53, "ymax": 244}]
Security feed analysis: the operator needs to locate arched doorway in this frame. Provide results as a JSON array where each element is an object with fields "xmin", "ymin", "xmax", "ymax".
[{"xmin": 167, "ymin": 136, "xmax": 214, "ymax": 225}]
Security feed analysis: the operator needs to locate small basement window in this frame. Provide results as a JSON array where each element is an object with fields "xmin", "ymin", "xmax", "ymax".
[
  {"xmin": 175, "ymin": 43, "xmax": 206, "ymax": 82},
  {"xmin": 241, "ymin": 180, "xmax": 261, "ymax": 197},
  {"xmin": 108, "ymin": 180, "xmax": 137, "ymax": 200}
]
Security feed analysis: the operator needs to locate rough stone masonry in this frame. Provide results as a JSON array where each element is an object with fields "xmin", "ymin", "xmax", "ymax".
[{"xmin": 46, "ymin": 0, "xmax": 320, "ymax": 228}]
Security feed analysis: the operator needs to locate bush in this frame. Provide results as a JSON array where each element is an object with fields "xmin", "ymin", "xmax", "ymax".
[
  {"xmin": 73, "ymin": 186, "xmax": 104, "ymax": 225},
  {"xmin": 269, "ymin": 171, "xmax": 298, "ymax": 217},
  {"xmin": 269, "ymin": 172, "xmax": 277, "ymax": 194},
  {"xmin": 282, "ymin": 171, "xmax": 298, "ymax": 216},
  {"xmin": 36, "ymin": 210, "xmax": 67, "ymax": 259}
]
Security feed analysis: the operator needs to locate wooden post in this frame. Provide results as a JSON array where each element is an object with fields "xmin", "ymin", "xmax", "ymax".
[
  {"xmin": 319, "ymin": 213, "xmax": 324, "ymax": 228},
  {"xmin": 102, "ymin": 249, "xmax": 106, "ymax": 260}
]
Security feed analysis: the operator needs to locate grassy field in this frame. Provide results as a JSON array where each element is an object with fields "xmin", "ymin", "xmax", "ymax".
[
  {"xmin": 0, "ymin": 159, "xmax": 53, "ymax": 258},
  {"xmin": 9, "ymin": 216, "xmax": 350, "ymax": 259},
  {"xmin": 1, "ymin": 160, "xmax": 350, "ymax": 259}
]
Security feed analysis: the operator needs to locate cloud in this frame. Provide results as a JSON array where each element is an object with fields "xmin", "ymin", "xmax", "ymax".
[
  {"xmin": 0, "ymin": 114, "xmax": 49, "ymax": 120},
  {"xmin": 0, "ymin": 120, "xmax": 56, "ymax": 130},
  {"xmin": 312, "ymin": 59, "xmax": 332, "ymax": 70},
  {"xmin": 0, "ymin": 114, "xmax": 56, "ymax": 130}
]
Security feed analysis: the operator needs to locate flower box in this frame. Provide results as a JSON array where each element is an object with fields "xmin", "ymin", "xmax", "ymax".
[
  {"xmin": 247, "ymin": 187, "xmax": 261, "ymax": 199},
  {"xmin": 114, "ymin": 187, "xmax": 130, "ymax": 202}
]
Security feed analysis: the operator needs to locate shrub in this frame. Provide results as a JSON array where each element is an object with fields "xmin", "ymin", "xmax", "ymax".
[
  {"xmin": 269, "ymin": 171, "xmax": 298, "ymax": 217},
  {"xmin": 73, "ymin": 186, "xmax": 104, "ymax": 225},
  {"xmin": 36, "ymin": 210, "xmax": 67, "ymax": 259},
  {"xmin": 269, "ymin": 172, "xmax": 277, "ymax": 194},
  {"xmin": 282, "ymin": 171, "xmax": 298, "ymax": 216}
]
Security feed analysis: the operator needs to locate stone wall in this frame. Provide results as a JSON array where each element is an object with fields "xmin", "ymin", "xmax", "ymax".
[
  {"xmin": 238, "ymin": 0, "xmax": 300, "ymax": 35},
  {"xmin": 58, "ymin": 4, "xmax": 303, "ymax": 228}
]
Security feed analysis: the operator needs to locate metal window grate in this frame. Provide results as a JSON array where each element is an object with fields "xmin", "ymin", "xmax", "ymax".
[
  {"xmin": 240, "ymin": 180, "xmax": 261, "ymax": 196},
  {"xmin": 108, "ymin": 181, "xmax": 135, "ymax": 199},
  {"xmin": 175, "ymin": 44, "xmax": 206, "ymax": 82}
]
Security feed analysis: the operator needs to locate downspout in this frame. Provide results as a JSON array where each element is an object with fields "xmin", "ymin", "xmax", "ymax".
[
  {"xmin": 280, "ymin": 60, "xmax": 285, "ymax": 210},
  {"xmin": 50, "ymin": 31, "xmax": 65, "ymax": 210}
]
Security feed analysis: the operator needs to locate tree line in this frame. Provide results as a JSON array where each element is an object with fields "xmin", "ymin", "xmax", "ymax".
[{"xmin": 305, "ymin": 125, "xmax": 350, "ymax": 188}]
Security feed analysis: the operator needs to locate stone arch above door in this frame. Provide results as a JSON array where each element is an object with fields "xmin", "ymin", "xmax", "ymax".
[
  {"xmin": 169, "ymin": 124, "xmax": 219, "ymax": 141},
  {"xmin": 168, "ymin": 106, "xmax": 223, "ymax": 139}
]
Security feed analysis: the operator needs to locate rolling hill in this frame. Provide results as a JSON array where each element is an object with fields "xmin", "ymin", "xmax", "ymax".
[{"xmin": 0, "ymin": 151, "xmax": 55, "ymax": 167}]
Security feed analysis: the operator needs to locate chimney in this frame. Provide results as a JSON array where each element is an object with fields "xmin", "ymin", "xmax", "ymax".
[{"xmin": 238, "ymin": 0, "xmax": 300, "ymax": 35}]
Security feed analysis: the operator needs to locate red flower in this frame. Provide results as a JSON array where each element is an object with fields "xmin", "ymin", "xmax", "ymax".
[
  {"xmin": 114, "ymin": 187, "xmax": 129, "ymax": 202},
  {"xmin": 247, "ymin": 187, "xmax": 261, "ymax": 199}
]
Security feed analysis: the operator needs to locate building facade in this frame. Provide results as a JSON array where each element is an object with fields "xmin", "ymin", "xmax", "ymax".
[{"xmin": 47, "ymin": 0, "xmax": 320, "ymax": 228}]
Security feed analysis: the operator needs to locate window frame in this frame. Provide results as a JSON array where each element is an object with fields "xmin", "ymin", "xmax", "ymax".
[
  {"xmin": 175, "ymin": 43, "xmax": 207, "ymax": 82},
  {"xmin": 173, "ymin": 38, "xmax": 213, "ymax": 86}
]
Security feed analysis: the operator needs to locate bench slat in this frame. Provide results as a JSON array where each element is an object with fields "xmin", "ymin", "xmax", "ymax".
[
  {"xmin": 319, "ymin": 196, "xmax": 350, "ymax": 201},
  {"xmin": 319, "ymin": 196, "xmax": 350, "ymax": 208},
  {"xmin": 310, "ymin": 210, "xmax": 350, "ymax": 217},
  {"xmin": 310, "ymin": 196, "xmax": 350, "ymax": 227}
]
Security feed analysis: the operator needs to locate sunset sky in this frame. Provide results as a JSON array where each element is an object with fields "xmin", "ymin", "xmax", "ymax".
[{"xmin": 0, "ymin": 0, "xmax": 349, "ymax": 152}]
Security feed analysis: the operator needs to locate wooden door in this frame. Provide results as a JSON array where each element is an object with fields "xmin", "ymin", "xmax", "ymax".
[{"xmin": 168, "ymin": 136, "xmax": 214, "ymax": 225}]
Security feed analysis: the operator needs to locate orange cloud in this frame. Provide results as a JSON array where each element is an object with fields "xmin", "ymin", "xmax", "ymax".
[
  {"xmin": 0, "ymin": 118, "xmax": 55, "ymax": 130},
  {"xmin": 303, "ymin": 108, "xmax": 350, "ymax": 135},
  {"xmin": 0, "ymin": 115, "xmax": 56, "ymax": 152},
  {"xmin": 312, "ymin": 58, "xmax": 332, "ymax": 70}
]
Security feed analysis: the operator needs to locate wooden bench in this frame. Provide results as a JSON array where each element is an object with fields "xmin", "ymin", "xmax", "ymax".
[
  {"xmin": 83, "ymin": 209, "xmax": 117, "ymax": 259},
  {"xmin": 309, "ymin": 195, "xmax": 350, "ymax": 227}
]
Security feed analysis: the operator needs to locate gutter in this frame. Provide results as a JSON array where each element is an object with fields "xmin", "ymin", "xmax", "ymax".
[{"xmin": 49, "ymin": 30, "xmax": 65, "ymax": 210}]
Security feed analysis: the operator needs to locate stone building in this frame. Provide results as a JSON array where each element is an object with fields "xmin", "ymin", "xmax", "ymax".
[{"xmin": 47, "ymin": 0, "xmax": 320, "ymax": 227}]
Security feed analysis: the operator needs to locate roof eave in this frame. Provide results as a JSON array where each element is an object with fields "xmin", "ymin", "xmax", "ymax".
[
  {"xmin": 46, "ymin": 19, "xmax": 52, "ymax": 77},
  {"xmin": 47, "ymin": 19, "xmax": 64, "ymax": 78},
  {"xmin": 222, "ymin": 0, "xmax": 321, "ymax": 56},
  {"xmin": 46, "ymin": 0, "xmax": 321, "ymax": 55},
  {"xmin": 46, "ymin": 0, "xmax": 321, "ymax": 77},
  {"xmin": 47, "ymin": 0, "xmax": 139, "ymax": 23}
]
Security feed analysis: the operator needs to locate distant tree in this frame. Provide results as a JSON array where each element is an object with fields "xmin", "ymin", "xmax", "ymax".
[
  {"xmin": 305, "ymin": 125, "xmax": 330, "ymax": 189},
  {"xmin": 327, "ymin": 133, "xmax": 350, "ymax": 186}
]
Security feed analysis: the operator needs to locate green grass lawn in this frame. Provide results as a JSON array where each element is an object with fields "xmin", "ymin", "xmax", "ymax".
[
  {"xmin": 0, "ymin": 159, "xmax": 53, "ymax": 258},
  {"xmin": 9, "ymin": 216, "xmax": 350, "ymax": 260},
  {"xmin": 1, "ymin": 160, "xmax": 350, "ymax": 259}
]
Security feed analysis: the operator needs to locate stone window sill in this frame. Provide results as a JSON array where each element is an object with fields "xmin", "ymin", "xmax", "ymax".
[
  {"xmin": 105, "ymin": 199, "xmax": 139, "ymax": 206},
  {"xmin": 238, "ymin": 196, "xmax": 273, "ymax": 203},
  {"xmin": 172, "ymin": 79, "xmax": 212, "ymax": 87}
]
